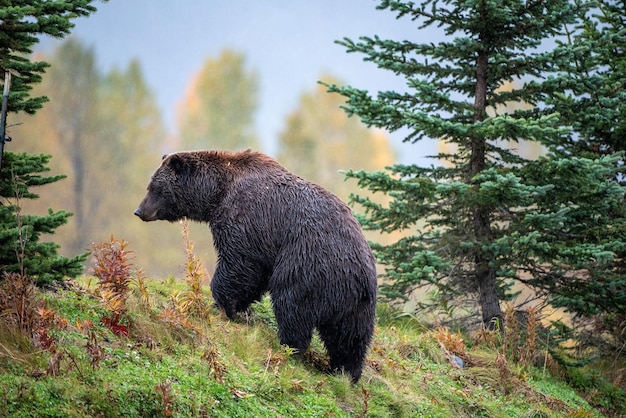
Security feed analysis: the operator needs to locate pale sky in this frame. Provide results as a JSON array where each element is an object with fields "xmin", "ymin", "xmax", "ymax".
[{"xmin": 40, "ymin": 0, "xmax": 438, "ymax": 164}]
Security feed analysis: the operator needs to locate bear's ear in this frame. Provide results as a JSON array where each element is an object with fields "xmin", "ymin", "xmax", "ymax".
[{"xmin": 166, "ymin": 154, "xmax": 192, "ymax": 176}]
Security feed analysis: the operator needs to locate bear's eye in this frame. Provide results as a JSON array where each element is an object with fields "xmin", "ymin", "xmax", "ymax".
[{"xmin": 148, "ymin": 184, "xmax": 161, "ymax": 195}]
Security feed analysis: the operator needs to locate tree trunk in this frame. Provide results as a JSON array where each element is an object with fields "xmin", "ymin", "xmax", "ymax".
[
  {"xmin": 71, "ymin": 132, "xmax": 84, "ymax": 253},
  {"xmin": 471, "ymin": 49, "xmax": 503, "ymax": 329},
  {"xmin": 474, "ymin": 207, "xmax": 503, "ymax": 329}
]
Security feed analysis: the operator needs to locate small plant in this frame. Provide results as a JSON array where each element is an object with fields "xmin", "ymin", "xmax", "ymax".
[
  {"xmin": 202, "ymin": 340, "xmax": 226, "ymax": 383},
  {"xmin": 157, "ymin": 306, "xmax": 198, "ymax": 332},
  {"xmin": 175, "ymin": 221, "xmax": 211, "ymax": 319},
  {"xmin": 0, "ymin": 272, "xmax": 38, "ymax": 335},
  {"xmin": 131, "ymin": 268, "xmax": 151, "ymax": 311},
  {"xmin": 155, "ymin": 381, "xmax": 174, "ymax": 418},
  {"xmin": 434, "ymin": 326, "xmax": 470, "ymax": 366},
  {"xmin": 501, "ymin": 304, "xmax": 543, "ymax": 367},
  {"xmin": 358, "ymin": 386, "xmax": 371, "ymax": 418},
  {"xmin": 34, "ymin": 306, "xmax": 68, "ymax": 352},
  {"xmin": 496, "ymin": 351, "xmax": 512, "ymax": 394},
  {"xmin": 290, "ymin": 379, "xmax": 305, "ymax": 393},
  {"xmin": 520, "ymin": 306, "xmax": 539, "ymax": 367},
  {"xmin": 264, "ymin": 347, "xmax": 290, "ymax": 374},
  {"xmin": 34, "ymin": 326, "xmax": 56, "ymax": 353},
  {"xmin": 46, "ymin": 349, "xmax": 65, "ymax": 377},
  {"xmin": 99, "ymin": 291, "xmax": 130, "ymax": 337},
  {"xmin": 471, "ymin": 325, "xmax": 500, "ymax": 348},
  {"xmin": 92, "ymin": 236, "xmax": 137, "ymax": 337},
  {"xmin": 77, "ymin": 319, "xmax": 105, "ymax": 369},
  {"xmin": 503, "ymin": 304, "xmax": 520, "ymax": 359},
  {"xmin": 92, "ymin": 236, "xmax": 134, "ymax": 301}
]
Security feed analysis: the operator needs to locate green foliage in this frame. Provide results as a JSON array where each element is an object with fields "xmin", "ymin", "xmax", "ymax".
[
  {"xmin": 563, "ymin": 368, "xmax": 626, "ymax": 414},
  {"xmin": 0, "ymin": 152, "xmax": 86, "ymax": 285},
  {"xmin": 0, "ymin": 0, "xmax": 102, "ymax": 284},
  {"xmin": 2, "ymin": 236, "xmax": 611, "ymax": 416},
  {"xmin": 329, "ymin": 0, "xmax": 626, "ymax": 329},
  {"xmin": 0, "ymin": 230, "xmax": 618, "ymax": 415},
  {"xmin": 521, "ymin": 0, "xmax": 626, "ymax": 325},
  {"xmin": 514, "ymin": 154, "xmax": 626, "ymax": 316},
  {"xmin": 0, "ymin": 0, "xmax": 98, "ymax": 115},
  {"xmin": 541, "ymin": 0, "xmax": 626, "ymax": 160},
  {"xmin": 538, "ymin": 1, "xmax": 626, "ymax": 356},
  {"xmin": 0, "ymin": 151, "xmax": 65, "ymax": 198}
]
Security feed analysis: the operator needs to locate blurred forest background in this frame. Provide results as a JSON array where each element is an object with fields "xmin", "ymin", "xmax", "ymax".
[{"xmin": 8, "ymin": 37, "xmax": 399, "ymax": 278}]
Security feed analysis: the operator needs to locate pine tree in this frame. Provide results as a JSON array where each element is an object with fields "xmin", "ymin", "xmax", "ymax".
[
  {"xmin": 0, "ymin": 1, "xmax": 100, "ymax": 285},
  {"xmin": 532, "ymin": 0, "xmax": 626, "ymax": 319},
  {"xmin": 546, "ymin": 0, "xmax": 626, "ymax": 161},
  {"xmin": 0, "ymin": 152, "xmax": 85, "ymax": 284},
  {"xmin": 327, "ymin": 0, "xmax": 626, "ymax": 327}
]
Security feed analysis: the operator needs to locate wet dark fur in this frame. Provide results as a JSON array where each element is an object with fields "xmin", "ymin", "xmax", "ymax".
[{"xmin": 135, "ymin": 149, "xmax": 377, "ymax": 382}]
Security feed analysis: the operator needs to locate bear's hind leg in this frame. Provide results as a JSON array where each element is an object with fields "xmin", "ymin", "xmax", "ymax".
[
  {"xmin": 272, "ymin": 300, "xmax": 315, "ymax": 357},
  {"xmin": 318, "ymin": 317, "xmax": 371, "ymax": 383}
]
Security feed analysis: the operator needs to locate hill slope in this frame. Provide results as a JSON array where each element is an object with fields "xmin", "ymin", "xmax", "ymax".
[{"xmin": 0, "ymin": 273, "xmax": 611, "ymax": 418}]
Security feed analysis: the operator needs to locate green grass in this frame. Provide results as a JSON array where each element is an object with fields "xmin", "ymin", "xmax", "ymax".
[{"xmin": 0, "ymin": 276, "xmax": 619, "ymax": 417}]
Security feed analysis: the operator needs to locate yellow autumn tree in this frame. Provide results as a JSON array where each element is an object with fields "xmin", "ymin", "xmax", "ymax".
[
  {"xmin": 278, "ymin": 75, "xmax": 396, "ymax": 203},
  {"xmin": 12, "ymin": 38, "xmax": 193, "ymax": 277},
  {"xmin": 177, "ymin": 49, "xmax": 260, "ymax": 151}
]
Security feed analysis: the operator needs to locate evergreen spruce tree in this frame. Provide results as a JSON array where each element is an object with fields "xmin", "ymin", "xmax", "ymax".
[
  {"xmin": 0, "ymin": 1, "xmax": 100, "ymax": 285},
  {"xmin": 327, "ymin": 0, "xmax": 626, "ymax": 327},
  {"xmin": 547, "ymin": 0, "xmax": 626, "ymax": 162},
  {"xmin": 532, "ymin": 0, "xmax": 626, "ymax": 319},
  {"xmin": 0, "ymin": 152, "xmax": 85, "ymax": 284}
]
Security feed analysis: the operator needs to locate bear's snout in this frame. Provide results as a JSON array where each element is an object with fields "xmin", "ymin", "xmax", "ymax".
[
  {"xmin": 134, "ymin": 204, "xmax": 159, "ymax": 222},
  {"xmin": 134, "ymin": 206, "xmax": 155, "ymax": 222}
]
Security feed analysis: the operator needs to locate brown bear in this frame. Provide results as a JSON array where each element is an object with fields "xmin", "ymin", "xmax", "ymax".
[{"xmin": 134, "ymin": 149, "xmax": 377, "ymax": 382}]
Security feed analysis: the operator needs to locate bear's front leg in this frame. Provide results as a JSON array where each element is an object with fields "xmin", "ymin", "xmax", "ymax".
[{"xmin": 210, "ymin": 259, "xmax": 270, "ymax": 320}]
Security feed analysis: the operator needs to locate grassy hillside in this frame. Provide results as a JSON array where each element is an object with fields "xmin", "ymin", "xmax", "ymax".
[{"xmin": 0, "ymin": 238, "xmax": 624, "ymax": 417}]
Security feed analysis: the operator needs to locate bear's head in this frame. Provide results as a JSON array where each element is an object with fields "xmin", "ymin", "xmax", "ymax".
[{"xmin": 134, "ymin": 152, "xmax": 225, "ymax": 223}]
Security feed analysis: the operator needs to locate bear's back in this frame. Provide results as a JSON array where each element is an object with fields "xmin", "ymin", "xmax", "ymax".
[
  {"xmin": 223, "ymin": 153, "xmax": 352, "ymax": 230},
  {"xmin": 211, "ymin": 150, "xmax": 370, "ymax": 261}
]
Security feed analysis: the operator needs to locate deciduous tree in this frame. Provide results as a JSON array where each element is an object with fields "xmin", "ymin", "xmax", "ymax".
[
  {"xmin": 15, "ymin": 40, "xmax": 183, "ymax": 278},
  {"xmin": 177, "ymin": 49, "xmax": 259, "ymax": 151},
  {"xmin": 45, "ymin": 38, "xmax": 99, "ymax": 255},
  {"xmin": 278, "ymin": 75, "xmax": 395, "ymax": 202}
]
